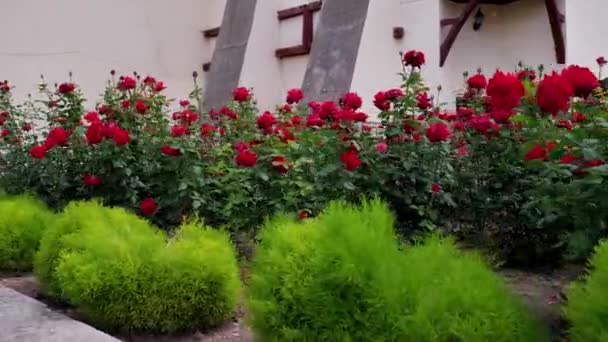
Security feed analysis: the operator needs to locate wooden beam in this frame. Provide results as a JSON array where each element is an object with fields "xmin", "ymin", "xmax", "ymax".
[
  {"xmin": 278, "ymin": 1, "xmax": 322, "ymax": 20},
  {"xmin": 203, "ymin": 27, "xmax": 220, "ymax": 38},
  {"xmin": 441, "ymin": 18, "xmax": 459, "ymax": 27},
  {"xmin": 545, "ymin": 0, "xmax": 565, "ymax": 64},
  {"xmin": 440, "ymin": 0, "xmax": 480, "ymax": 67}
]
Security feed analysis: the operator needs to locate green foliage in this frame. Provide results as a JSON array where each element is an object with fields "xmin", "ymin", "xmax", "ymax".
[
  {"xmin": 564, "ymin": 239, "xmax": 608, "ymax": 342},
  {"xmin": 248, "ymin": 200, "xmax": 544, "ymax": 341},
  {"xmin": 0, "ymin": 195, "xmax": 54, "ymax": 271},
  {"xmin": 52, "ymin": 208, "xmax": 240, "ymax": 333},
  {"xmin": 34, "ymin": 201, "xmax": 108, "ymax": 297}
]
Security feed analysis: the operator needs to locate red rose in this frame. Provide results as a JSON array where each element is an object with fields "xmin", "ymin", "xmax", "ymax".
[
  {"xmin": 416, "ymin": 92, "xmax": 432, "ymax": 110},
  {"xmin": 161, "ymin": 145, "xmax": 181, "ymax": 157},
  {"xmin": 171, "ymin": 125, "xmax": 189, "ymax": 137},
  {"xmin": 468, "ymin": 74, "xmax": 487, "ymax": 90},
  {"xmin": 233, "ymin": 141, "xmax": 250, "ymax": 152},
  {"xmin": 117, "ymin": 76, "xmax": 137, "ymax": 90},
  {"xmin": 403, "ymin": 50, "xmax": 425, "ymax": 68},
  {"xmin": 140, "ymin": 198, "xmax": 158, "ymax": 216},
  {"xmin": 275, "ymin": 125, "xmax": 295, "ymax": 143},
  {"xmin": 181, "ymin": 109, "xmax": 199, "ymax": 125},
  {"xmin": 375, "ymin": 142, "xmax": 388, "ymax": 153},
  {"xmin": 291, "ymin": 115, "xmax": 303, "ymax": 126},
  {"xmin": 340, "ymin": 150, "xmax": 362, "ymax": 171},
  {"xmin": 452, "ymin": 121, "xmax": 466, "ymax": 131},
  {"xmin": 470, "ymin": 115, "xmax": 501, "ymax": 134},
  {"xmin": 201, "ymin": 124, "xmax": 217, "ymax": 137},
  {"xmin": 21, "ymin": 123, "xmax": 32, "ymax": 132},
  {"xmin": 143, "ymin": 76, "xmax": 156, "ymax": 85},
  {"xmin": 30, "ymin": 145, "xmax": 47, "ymax": 159},
  {"xmin": 98, "ymin": 105, "xmax": 109, "ymax": 115},
  {"xmin": 536, "ymin": 72, "xmax": 573, "ymax": 116},
  {"xmin": 179, "ymin": 100, "xmax": 190, "ymax": 107},
  {"xmin": 46, "ymin": 127, "xmax": 69, "ymax": 147},
  {"xmin": 235, "ymin": 149, "xmax": 257, "ymax": 167},
  {"xmin": 572, "ymin": 112, "xmax": 587, "ymax": 123},
  {"xmin": 457, "ymin": 145, "xmax": 469, "ymax": 156},
  {"xmin": 585, "ymin": 159, "xmax": 605, "ymax": 168},
  {"xmin": 286, "ymin": 88, "xmax": 304, "ymax": 104},
  {"xmin": 58, "ymin": 82, "xmax": 75, "ymax": 94},
  {"xmin": 561, "ymin": 65, "xmax": 600, "ymax": 98},
  {"xmin": 320, "ymin": 101, "xmax": 338, "ymax": 120},
  {"xmin": 271, "ymin": 156, "xmax": 290, "ymax": 174},
  {"xmin": 1, "ymin": 129, "xmax": 9, "ymax": 138},
  {"xmin": 111, "ymin": 126, "xmax": 130, "ymax": 146},
  {"xmin": 233, "ymin": 87, "xmax": 250, "ymax": 102},
  {"xmin": 340, "ymin": 92, "xmax": 363, "ymax": 110},
  {"xmin": 425, "ymin": 122, "xmax": 452, "ymax": 142},
  {"xmin": 306, "ymin": 114, "xmax": 324, "ymax": 127},
  {"xmin": 373, "ymin": 91, "xmax": 390, "ymax": 111},
  {"xmin": 257, "ymin": 111, "xmax": 278, "ymax": 132},
  {"xmin": 135, "ymin": 99, "xmax": 149, "ymax": 114},
  {"xmin": 487, "ymin": 71, "xmax": 525, "ymax": 111},
  {"xmin": 597, "ymin": 56, "xmax": 607, "ymax": 66},
  {"xmin": 385, "ymin": 88, "xmax": 404, "ymax": 100},
  {"xmin": 298, "ymin": 211, "xmax": 309, "ymax": 220},
  {"xmin": 524, "ymin": 144, "xmax": 550, "ymax": 161},
  {"xmin": 353, "ymin": 112, "xmax": 368, "ymax": 122},
  {"xmin": 0, "ymin": 81, "xmax": 10, "ymax": 92},
  {"xmin": 457, "ymin": 106, "xmax": 474, "ymax": 119},
  {"xmin": 83, "ymin": 174, "xmax": 102, "ymax": 186},
  {"xmin": 432, "ymin": 183, "xmax": 441, "ymax": 193},
  {"xmin": 154, "ymin": 81, "xmax": 166, "ymax": 92},
  {"xmin": 86, "ymin": 122, "xmax": 105, "ymax": 144},
  {"xmin": 557, "ymin": 120, "xmax": 574, "ymax": 130},
  {"xmin": 219, "ymin": 106, "xmax": 238, "ymax": 120},
  {"xmin": 121, "ymin": 100, "xmax": 130, "ymax": 109},
  {"xmin": 560, "ymin": 154, "xmax": 576, "ymax": 164}
]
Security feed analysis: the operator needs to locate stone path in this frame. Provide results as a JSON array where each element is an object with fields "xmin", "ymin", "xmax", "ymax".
[{"xmin": 0, "ymin": 286, "xmax": 120, "ymax": 342}]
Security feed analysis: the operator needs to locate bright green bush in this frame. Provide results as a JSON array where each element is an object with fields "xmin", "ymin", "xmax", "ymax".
[
  {"xmin": 248, "ymin": 200, "xmax": 545, "ymax": 342},
  {"xmin": 54, "ymin": 213, "xmax": 241, "ymax": 333},
  {"xmin": 564, "ymin": 240, "xmax": 608, "ymax": 342},
  {"xmin": 34, "ymin": 201, "xmax": 110, "ymax": 297},
  {"xmin": 0, "ymin": 195, "xmax": 54, "ymax": 272}
]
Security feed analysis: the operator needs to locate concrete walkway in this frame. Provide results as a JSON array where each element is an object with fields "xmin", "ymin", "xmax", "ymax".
[{"xmin": 0, "ymin": 286, "xmax": 120, "ymax": 342}]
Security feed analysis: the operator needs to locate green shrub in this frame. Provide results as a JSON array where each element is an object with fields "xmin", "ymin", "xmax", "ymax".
[
  {"xmin": 564, "ymin": 240, "xmax": 608, "ymax": 342},
  {"xmin": 248, "ymin": 200, "xmax": 545, "ymax": 341},
  {"xmin": 0, "ymin": 195, "xmax": 54, "ymax": 272},
  {"xmin": 34, "ymin": 201, "xmax": 110, "ymax": 296},
  {"xmin": 54, "ymin": 213, "xmax": 240, "ymax": 333}
]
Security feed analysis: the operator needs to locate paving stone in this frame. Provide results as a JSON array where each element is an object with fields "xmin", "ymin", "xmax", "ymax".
[{"xmin": 0, "ymin": 286, "xmax": 119, "ymax": 342}]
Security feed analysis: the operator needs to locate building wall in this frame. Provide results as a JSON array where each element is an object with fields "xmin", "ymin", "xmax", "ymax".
[
  {"xmin": 0, "ymin": 0, "xmax": 226, "ymax": 105},
  {"xmin": 0, "ymin": 0, "xmax": 602, "ymax": 114}
]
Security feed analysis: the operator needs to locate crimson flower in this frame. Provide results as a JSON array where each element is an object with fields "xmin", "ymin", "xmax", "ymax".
[
  {"xmin": 161, "ymin": 145, "xmax": 181, "ymax": 157},
  {"xmin": 560, "ymin": 154, "xmax": 576, "ymax": 164},
  {"xmin": 21, "ymin": 123, "xmax": 32, "ymax": 132},
  {"xmin": 171, "ymin": 125, "xmax": 189, "ymax": 137},
  {"xmin": 340, "ymin": 150, "xmax": 362, "ymax": 171},
  {"xmin": 30, "ymin": 145, "xmax": 47, "ymax": 159},
  {"xmin": 320, "ymin": 101, "xmax": 338, "ymax": 120},
  {"xmin": 353, "ymin": 112, "xmax": 368, "ymax": 122},
  {"xmin": 135, "ymin": 99, "xmax": 149, "ymax": 114},
  {"xmin": 86, "ymin": 122, "xmax": 105, "ymax": 144},
  {"xmin": 306, "ymin": 114, "xmax": 324, "ymax": 127},
  {"xmin": 46, "ymin": 127, "xmax": 69, "ymax": 148},
  {"xmin": 536, "ymin": 72, "xmax": 573, "ymax": 116},
  {"xmin": 111, "ymin": 126, "xmax": 130, "ymax": 146},
  {"xmin": 487, "ymin": 71, "xmax": 525, "ymax": 111},
  {"xmin": 597, "ymin": 56, "xmax": 607, "ymax": 66},
  {"xmin": 561, "ymin": 65, "xmax": 600, "ymax": 98},
  {"xmin": 286, "ymin": 88, "xmax": 304, "ymax": 104},
  {"xmin": 271, "ymin": 156, "xmax": 290, "ymax": 174},
  {"xmin": 58, "ymin": 83, "xmax": 75, "ymax": 94},
  {"xmin": 83, "ymin": 111, "xmax": 100, "ymax": 123},
  {"xmin": 340, "ymin": 92, "xmax": 363, "ymax": 110},
  {"xmin": 117, "ymin": 76, "xmax": 137, "ymax": 90},
  {"xmin": 233, "ymin": 87, "xmax": 250, "ymax": 102},
  {"xmin": 557, "ymin": 120, "xmax": 574, "ymax": 130},
  {"xmin": 83, "ymin": 174, "xmax": 102, "ymax": 186},
  {"xmin": 373, "ymin": 91, "xmax": 390, "ymax": 111},
  {"xmin": 154, "ymin": 81, "xmax": 166, "ymax": 92},
  {"xmin": 1, "ymin": 129, "xmax": 9, "ymax": 138},
  {"xmin": 121, "ymin": 100, "xmax": 130, "ymax": 109},
  {"xmin": 257, "ymin": 111, "xmax": 277, "ymax": 132},
  {"xmin": 425, "ymin": 122, "xmax": 451, "ymax": 142},
  {"xmin": 140, "ymin": 198, "xmax": 158, "ymax": 216},
  {"xmin": 201, "ymin": 124, "xmax": 217, "ymax": 137},
  {"xmin": 235, "ymin": 149, "xmax": 257, "ymax": 167},
  {"xmin": 468, "ymin": 74, "xmax": 487, "ymax": 90},
  {"xmin": 275, "ymin": 125, "xmax": 295, "ymax": 143},
  {"xmin": 572, "ymin": 112, "xmax": 587, "ymax": 123},
  {"xmin": 299, "ymin": 211, "xmax": 309, "ymax": 220},
  {"xmin": 179, "ymin": 100, "xmax": 190, "ymax": 107},
  {"xmin": 291, "ymin": 115, "xmax": 303, "ymax": 126},
  {"xmin": 524, "ymin": 143, "xmax": 555, "ymax": 161},
  {"xmin": 432, "ymin": 183, "xmax": 441, "ymax": 193},
  {"xmin": 143, "ymin": 76, "xmax": 156, "ymax": 85},
  {"xmin": 416, "ymin": 92, "xmax": 432, "ymax": 110},
  {"xmin": 403, "ymin": 50, "xmax": 425, "ymax": 68},
  {"xmin": 375, "ymin": 142, "xmax": 388, "ymax": 153}
]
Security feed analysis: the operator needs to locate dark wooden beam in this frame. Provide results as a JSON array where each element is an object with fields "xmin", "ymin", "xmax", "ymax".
[
  {"xmin": 276, "ymin": 46, "xmax": 310, "ymax": 58},
  {"xmin": 440, "ymin": 0, "xmax": 480, "ymax": 67},
  {"xmin": 203, "ymin": 27, "xmax": 220, "ymax": 38},
  {"xmin": 278, "ymin": 1, "xmax": 322, "ymax": 20},
  {"xmin": 545, "ymin": 0, "xmax": 566, "ymax": 64},
  {"xmin": 441, "ymin": 18, "xmax": 459, "ymax": 27}
]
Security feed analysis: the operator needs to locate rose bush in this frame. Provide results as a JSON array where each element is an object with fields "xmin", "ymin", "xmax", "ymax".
[{"xmin": 1, "ymin": 53, "xmax": 607, "ymax": 264}]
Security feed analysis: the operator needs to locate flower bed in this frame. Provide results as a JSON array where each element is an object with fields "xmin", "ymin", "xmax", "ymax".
[{"xmin": 0, "ymin": 52, "xmax": 607, "ymax": 266}]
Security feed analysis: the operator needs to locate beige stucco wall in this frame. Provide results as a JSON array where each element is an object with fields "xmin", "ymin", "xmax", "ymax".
[
  {"xmin": 0, "ymin": 0, "xmax": 603, "ymax": 114},
  {"xmin": 0, "ymin": 0, "xmax": 225, "ymax": 106}
]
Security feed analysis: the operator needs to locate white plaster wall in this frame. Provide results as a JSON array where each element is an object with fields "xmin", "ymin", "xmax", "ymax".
[
  {"xmin": 240, "ymin": 0, "xmax": 318, "ymax": 110},
  {"xmin": 352, "ymin": 0, "xmax": 442, "ymax": 116},
  {"xmin": 0, "ymin": 0, "xmax": 225, "ymax": 106},
  {"xmin": 566, "ymin": 0, "xmax": 608, "ymax": 70}
]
